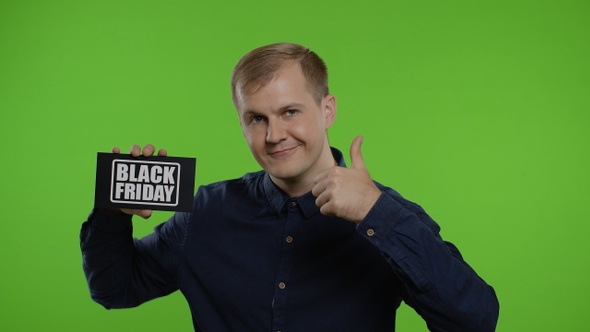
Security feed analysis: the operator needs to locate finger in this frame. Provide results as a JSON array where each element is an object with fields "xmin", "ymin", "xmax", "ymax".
[
  {"xmin": 157, "ymin": 148, "xmax": 168, "ymax": 157},
  {"xmin": 319, "ymin": 202, "xmax": 336, "ymax": 217},
  {"xmin": 142, "ymin": 144, "xmax": 156, "ymax": 157},
  {"xmin": 350, "ymin": 135, "xmax": 366, "ymax": 169},
  {"xmin": 311, "ymin": 168, "xmax": 334, "ymax": 197},
  {"xmin": 120, "ymin": 208, "xmax": 153, "ymax": 219},
  {"xmin": 311, "ymin": 180, "xmax": 326, "ymax": 198},
  {"xmin": 314, "ymin": 190, "xmax": 331, "ymax": 209},
  {"xmin": 130, "ymin": 144, "xmax": 141, "ymax": 157},
  {"xmin": 134, "ymin": 209, "xmax": 153, "ymax": 219},
  {"xmin": 112, "ymin": 146, "xmax": 121, "ymax": 154}
]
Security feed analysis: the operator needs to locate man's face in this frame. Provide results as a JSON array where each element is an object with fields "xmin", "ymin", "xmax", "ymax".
[{"xmin": 236, "ymin": 62, "xmax": 336, "ymax": 188}]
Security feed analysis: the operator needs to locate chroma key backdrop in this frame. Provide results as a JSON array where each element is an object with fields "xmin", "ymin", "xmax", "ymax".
[{"xmin": 1, "ymin": 1, "xmax": 588, "ymax": 331}]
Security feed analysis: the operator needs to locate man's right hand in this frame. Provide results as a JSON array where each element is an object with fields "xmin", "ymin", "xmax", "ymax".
[{"xmin": 111, "ymin": 144, "xmax": 168, "ymax": 219}]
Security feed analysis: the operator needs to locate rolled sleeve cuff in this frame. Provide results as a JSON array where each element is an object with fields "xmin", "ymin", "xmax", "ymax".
[{"xmin": 356, "ymin": 192, "xmax": 403, "ymax": 246}]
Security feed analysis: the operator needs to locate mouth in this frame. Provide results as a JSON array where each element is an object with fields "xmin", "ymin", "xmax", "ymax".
[{"xmin": 268, "ymin": 146, "xmax": 298, "ymax": 158}]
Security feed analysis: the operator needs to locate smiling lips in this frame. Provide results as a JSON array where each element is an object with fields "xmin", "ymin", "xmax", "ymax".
[{"xmin": 268, "ymin": 146, "xmax": 298, "ymax": 158}]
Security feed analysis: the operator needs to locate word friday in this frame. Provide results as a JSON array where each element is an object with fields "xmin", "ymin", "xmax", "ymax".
[{"xmin": 111, "ymin": 161, "xmax": 179, "ymax": 205}]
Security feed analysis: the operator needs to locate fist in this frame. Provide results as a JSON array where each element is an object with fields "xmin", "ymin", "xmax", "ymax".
[{"xmin": 311, "ymin": 136, "xmax": 381, "ymax": 223}]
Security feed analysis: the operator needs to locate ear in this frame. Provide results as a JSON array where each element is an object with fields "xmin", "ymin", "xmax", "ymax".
[{"xmin": 322, "ymin": 94, "xmax": 337, "ymax": 130}]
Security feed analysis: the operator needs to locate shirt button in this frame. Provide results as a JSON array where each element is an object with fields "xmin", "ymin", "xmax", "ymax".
[
  {"xmin": 278, "ymin": 282, "xmax": 286, "ymax": 289},
  {"xmin": 286, "ymin": 235, "xmax": 293, "ymax": 243},
  {"xmin": 290, "ymin": 201, "xmax": 297, "ymax": 206},
  {"xmin": 367, "ymin": 228, "xmax": 375, "ymax": 237}
]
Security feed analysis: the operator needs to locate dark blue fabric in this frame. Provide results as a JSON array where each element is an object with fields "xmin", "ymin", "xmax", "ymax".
[{"xmin": 81, "ymin": 148, "xmax": 499, "ymax": 331}]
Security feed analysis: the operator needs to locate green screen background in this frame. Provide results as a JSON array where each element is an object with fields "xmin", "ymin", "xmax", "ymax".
[{"xmin": 1, "ymin": 1, "xmax": 588, "ymax": 331}]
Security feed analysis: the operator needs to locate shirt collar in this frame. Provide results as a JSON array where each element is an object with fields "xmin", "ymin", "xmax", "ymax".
[{"xmin": 262, "ymin": 147, "xmax": 346, "ymax": 218}]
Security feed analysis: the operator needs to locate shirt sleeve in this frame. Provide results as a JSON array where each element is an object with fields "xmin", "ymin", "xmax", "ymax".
[
  {"xmin": 356, "ymin": 185, "xmax": 499, "ymax": 332},
  {"xmin": 80, "ymin": 208, "xmax": 190, "ymax": 309}
]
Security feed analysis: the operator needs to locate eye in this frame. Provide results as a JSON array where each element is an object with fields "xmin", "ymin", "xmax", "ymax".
[
  {"xmin": 251, "ymin": 115, "xmax": 265, "ymax": 124},
  {"xmin": 285, "ymin": 109, "xmax": 298, "ymax": 117}
]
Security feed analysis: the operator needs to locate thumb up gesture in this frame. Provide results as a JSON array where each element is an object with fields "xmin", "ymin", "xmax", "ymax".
[{"xmin": 312, "ymin": 136, "xmax": 382, "ymax": 223}]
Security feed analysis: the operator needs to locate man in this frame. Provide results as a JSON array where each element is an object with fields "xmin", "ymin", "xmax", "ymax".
[{"xmin": 81, "ymin": 42, "xmax": 499, "ymax": 331}]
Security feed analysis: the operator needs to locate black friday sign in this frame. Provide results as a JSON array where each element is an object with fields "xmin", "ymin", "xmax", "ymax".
[{"xmin": 95, "ymin": 153, "xmax": 196, "ymax": 212}]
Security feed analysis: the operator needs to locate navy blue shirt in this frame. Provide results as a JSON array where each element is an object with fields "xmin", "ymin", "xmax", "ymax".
[{"xmin": 81, "ymin": 148, "xmax": 498, "ymax": 331}]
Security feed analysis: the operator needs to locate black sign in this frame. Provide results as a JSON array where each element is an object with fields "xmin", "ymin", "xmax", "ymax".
[{"xmin": 94, "ymin": 153, "xmax": 196, "ymax": 212}]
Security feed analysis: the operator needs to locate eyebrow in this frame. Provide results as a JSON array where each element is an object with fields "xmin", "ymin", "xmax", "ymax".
[
  {"xmin": 280, "ymin": 103, "xmax": 306, "ymax": 111},
  {"xmin": 243, "ymin": 103, "xmax": 307, "ymax": 117},
  {"xmin": 241, "ymin": 110, "xmax": 261, "ymax": 120}
]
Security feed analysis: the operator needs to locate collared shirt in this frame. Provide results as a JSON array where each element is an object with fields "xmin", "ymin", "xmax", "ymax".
[{"xmin": 81, "ymin": 148, "xmax": 499, "ymax": 331}]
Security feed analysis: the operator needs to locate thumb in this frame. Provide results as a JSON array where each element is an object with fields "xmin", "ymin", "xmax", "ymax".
[{"xmin": 350, "ymin": 135, "xmax": 366, "ymax": 169}]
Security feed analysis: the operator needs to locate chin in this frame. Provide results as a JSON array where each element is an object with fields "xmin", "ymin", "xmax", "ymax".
[
  {"xmin": 265, "ymin": 164, "xmax": 303, "ymax": 181},
  {"xmin": 267, "ymin": 169, "xmax": 298, "ymax": 180}
]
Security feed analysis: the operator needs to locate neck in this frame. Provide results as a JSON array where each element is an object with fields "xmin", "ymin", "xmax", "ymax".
[{"xmin": 270, "ymin": 177, "xmax": 314, "ymax": 198}]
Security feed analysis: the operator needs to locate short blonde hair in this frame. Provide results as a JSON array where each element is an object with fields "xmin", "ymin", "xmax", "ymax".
[{"xmin": 231, "ymin": 42, "xmax": 329, "ymax": 106}]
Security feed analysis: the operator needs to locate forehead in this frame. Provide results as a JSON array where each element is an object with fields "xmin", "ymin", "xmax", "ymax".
[{"xmin": 236, "ymin": 63, "xmax": 316, "ymax": 113}]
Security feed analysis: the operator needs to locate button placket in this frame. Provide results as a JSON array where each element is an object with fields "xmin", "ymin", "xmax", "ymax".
[{"xmin": 271, "ymin": 199, "xmax": 300, "ymax": 331}]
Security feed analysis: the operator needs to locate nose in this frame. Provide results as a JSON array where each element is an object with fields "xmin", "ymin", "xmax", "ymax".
[{"xmin": 266, "ymin": 119, "xmax": 287, "ymax": 143}]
